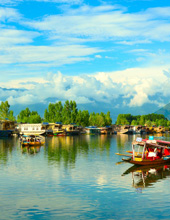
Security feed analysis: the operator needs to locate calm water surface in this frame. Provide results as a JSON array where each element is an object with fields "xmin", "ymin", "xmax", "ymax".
[{"xmin": 1, "ymin": 134, "xmax": 170, "ymax": 220}]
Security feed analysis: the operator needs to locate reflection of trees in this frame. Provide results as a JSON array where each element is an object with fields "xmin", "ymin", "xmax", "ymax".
[
  {"xmin": 86, "ymin": 135, "xmax": 111, "ymax": 155},
  {"xmin": 0, "ymin": 137, "xmax": 15, "ymax": 164},
  {"xmin": 44, "ymin": 135, "xmax": 112, "ymax": 167},
  {"xmin": 116, "ymin": 134, "xmax": 132, "ymax": 150},
  {"xmin": 116, "ymin": 134, "xmax": 148, "ymax": 153},
  {"xmin": 44, "ymin": 136, "xmax": 89, "ymax": 168}
]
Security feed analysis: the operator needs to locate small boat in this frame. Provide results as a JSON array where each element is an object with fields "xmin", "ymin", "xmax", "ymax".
[
  {"xmin": 20, "ymin": 135, "xmax": 45, "ymax": 146},
  {"xmin": 116, "ymin": 137, "xmax": 170, "ymax": 166}
]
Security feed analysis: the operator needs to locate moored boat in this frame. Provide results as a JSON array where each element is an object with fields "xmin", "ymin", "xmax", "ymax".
[
  {"xmin": 20, "ymin": 135, "xmax": 45, "ymax": 146},
  {"xmin": 116, "ymin": 137, "xmax": 170, "ymax": 166}
]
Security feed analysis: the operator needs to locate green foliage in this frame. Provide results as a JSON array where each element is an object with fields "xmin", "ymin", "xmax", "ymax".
[
  {"xmin": 44, "ymin": 100, "xmax": 112, "ymax": 127},
  {"xmin": 44, "ymin": 101, "xmax": 63, "ymax": 123},
  {"xmin": 17, "ymin": 108, "xmax": 42, "ymax": 123},
  {"xmin": 117, "ymin": 113, "xmax": 168, "ymax": 126},
  {"xmin": 0, "ymin": 101, "xmax": 15, "ymax": 121},
  {"xmin": 1, "ymin": 100, "xmax": 113, "ymax": 127},
  {"xmin": 76, "ymin": 110, "xmax": 89, "ymax": 127},
  {"xmin": 89, "ymin": 111, "xmax": 112, "ymax": 127}
]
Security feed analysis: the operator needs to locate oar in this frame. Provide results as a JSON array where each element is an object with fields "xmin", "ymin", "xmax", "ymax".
[
  {"xmin": 115, "ymin": 160, "xmax": 127, "ymax": 165},
  {"xmin": 115, "ymin": 153, "xmax": 132, "ymax": 157}
]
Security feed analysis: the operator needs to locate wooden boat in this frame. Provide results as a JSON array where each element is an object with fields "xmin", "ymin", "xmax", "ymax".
[
  {"xmin": 20, "ymin": 135, "xmax": 45, "ymax": 146},
  {"xmin": 116, "ymin": 137, "xmax": 170, "ymax": 166}
]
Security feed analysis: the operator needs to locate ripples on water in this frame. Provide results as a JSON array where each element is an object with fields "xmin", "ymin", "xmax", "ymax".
[{"xmin": 0, "ymin": 134, "xmax": 170, "ymax": 219}]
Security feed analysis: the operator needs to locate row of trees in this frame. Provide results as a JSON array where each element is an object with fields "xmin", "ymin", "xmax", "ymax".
[
  {"xmin": 0, "ymin": 101, "xmax": 112, "ymax": 127},
  {"xmin": 116, "ymin": 113, "xmax": 169, "ymax": 127},
  {"xmin": 44, "ymin": 100, "xmax": 112, "ymax": 127}
]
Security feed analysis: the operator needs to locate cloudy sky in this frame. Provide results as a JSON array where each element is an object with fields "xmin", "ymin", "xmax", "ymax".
[{"xmin": 0, "ymin": 0, "xmax": 170, "ymax": 120}]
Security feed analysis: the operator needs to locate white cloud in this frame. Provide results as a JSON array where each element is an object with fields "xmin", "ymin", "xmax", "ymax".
[
  {"xmin": 0, "ymin": 0, "xmax": 82, "ymax": 5},
  {"xmin": 95, "ymin": 55, "xmax": 102, "ymax": 58},
  {"xmin": 24, "ymin": 5, "xmax": 170, "ymax": 44},
  {"xmin": 2, "ymin": 66, "xmax": 170, "ymax": 108},
  {"xmin": 0, "ymin": 45, "xmax": 101, "ymax": 66},
  {"xmin": 0, "ymin": 29, "xmax": 39, "ymax": 46},
  {"xmin": 0, "ymin": 7, "xmax": 20, "ymax": 21}
]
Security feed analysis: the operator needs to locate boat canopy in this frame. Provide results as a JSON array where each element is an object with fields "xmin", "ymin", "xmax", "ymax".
[{"xmin": 132, "ymin": 140, "xmax": 170, "ymax": 149}]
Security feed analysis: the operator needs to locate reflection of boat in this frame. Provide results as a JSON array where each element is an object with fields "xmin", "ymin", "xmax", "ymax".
[
  {"xmin": 20, "ymin": 135, "xmax": 45, "ymax": 146},
  {"xmin": 116, "ymin": 137, "xmax": 170, "ymax": 165},
  {"xmin": 21, "ymin": 145, "xmax": 41, "ymax": 154},
  {"xmin": 55, "ymin": 132, "xmax": 67, "ymax": 136},
  {"xmin": 122, "ymin": 164, "xmax": 170, "ymax": 189}
]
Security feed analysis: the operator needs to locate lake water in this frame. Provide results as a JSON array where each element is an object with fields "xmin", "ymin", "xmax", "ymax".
[{"xmin": 1, "ymin": 134, "xmax": 170, "ymax": 220}]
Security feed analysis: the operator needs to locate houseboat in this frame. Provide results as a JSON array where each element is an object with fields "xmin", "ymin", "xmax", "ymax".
[
  {"xmin": 118, "ymin": 125, "xmax": 133, "ymax": 134},
  {"xmin": 132, "ymin": 125, "xmax": 146, "ymax": 134},
  {"xmin": 62, "ymin": 123, "xmax": 80, "ymax": 135},
  {"xmin": 18, "ymin": 123, "xmax": 52, "ymax": 135},
  {"xmin": 49, "ymin": 122, "xmax": 66, "ymax": 136},
  {"xmin": 85, "ymin": 126, "xmax": 99, "ymax": 135},
  {"xmin": 0, "ymin": 119, "xmax": 16, "ymax": 137},
  {"xmin": 98, "ymin": 126, "xmax": 113, "ymax": 135}
]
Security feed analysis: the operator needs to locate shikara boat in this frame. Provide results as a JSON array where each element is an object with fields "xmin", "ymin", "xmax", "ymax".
[
  {"xmin": 116, "ymin": 137, "xmax": 170, "ymax": 166},
  {"xmin": 20, "ymin": 135, "xmax": 45, "ymax": 146}
]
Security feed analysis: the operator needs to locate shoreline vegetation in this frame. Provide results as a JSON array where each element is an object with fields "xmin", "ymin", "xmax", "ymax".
[{"xmin": 0, "ymin": 100, "xmax": 170, "ymax": 131}]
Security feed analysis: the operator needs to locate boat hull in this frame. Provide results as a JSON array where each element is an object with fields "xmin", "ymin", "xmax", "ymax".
[
  {"xmin": 21, "ymin": 141, "xmax": 45, "ymax": 146},
  {"xmin": 0, "ymin": 130, "xmax": 12, "ymax": 137},
  {"xmin": 122, "ymin": 158, "xmax": 170, "ymax": 165}
]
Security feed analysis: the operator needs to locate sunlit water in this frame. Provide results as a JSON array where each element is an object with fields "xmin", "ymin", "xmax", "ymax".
[{"xmin": 1, "ymin": 134, "xmax": 170, "ymax": 220}]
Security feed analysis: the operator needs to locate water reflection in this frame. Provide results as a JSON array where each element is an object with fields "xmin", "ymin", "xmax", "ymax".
[
  {"xmin": 122, "ymin": 164, "xmax": 170, "ymax": 191},
  {"xmin": 0, "ymin": 137, "xmax": 16, "ymax": 164},
  {"xmin": 21, "ymin": 145, "xmax": 41, "ymax": 154},
  {"xmin": 44, "ymin": 135, "xmax": 112, "ymax": 167}
]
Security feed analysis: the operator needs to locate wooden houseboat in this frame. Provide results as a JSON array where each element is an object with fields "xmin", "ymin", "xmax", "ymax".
[
  {"xmin": 98, "ymin": 126, "xmax": 112, "ymax": 134},
  {"xmin": 19, "ymin": 123, "xmax": 52, "ymax": 135},
  {"xmin": 118, "ymin": 125, "xmax": 133, "ymax": 134},
  {"xmin": 62, "ymin": 123, "xmax": 80, "ymax": 135},
  {"xmin": 0, "ymin": 119, "xmax": 16, "ymax": 137},
  {"xmin": 85, "ymin": 126, "xmax": 100, "ymax": 134}
]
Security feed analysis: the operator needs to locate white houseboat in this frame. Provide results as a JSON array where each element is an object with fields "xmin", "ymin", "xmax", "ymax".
[{"xmin": 18, "ymin": 123, "xmax": 52, "ymax": 135}]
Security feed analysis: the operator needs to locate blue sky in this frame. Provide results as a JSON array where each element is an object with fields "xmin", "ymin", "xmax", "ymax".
[{"xmin": 1, "ymin": 0, "xmax": 170, "ymax": 120}]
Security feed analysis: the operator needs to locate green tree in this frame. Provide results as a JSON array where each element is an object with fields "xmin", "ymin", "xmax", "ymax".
[
  {"xmin": 89, "ymin": 112, "xmax": 96, "ymax": 126},
  {"xmin": 17, "ymin": 108, "xmax": 41, "ymax": 123},
  {"xmin": 62, "ymin": 100, "xmax": 72, "ymax": 124},
  {"xmin": 131, "ymin": 120, "xmax": 137, "ymax": 126},
  {"xmin": 105, "ymin": 111, "xmax": 112, "ymax": 125},
  {"xmin": 0, "ymin": 101, "xmax": 15, "ymax": 121}
]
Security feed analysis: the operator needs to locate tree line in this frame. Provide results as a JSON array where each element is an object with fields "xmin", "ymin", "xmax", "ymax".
[
  {"xmin": 116, "ymin": 113, "xmax": 169, "ymax": 127},
  {"xmin": 0, "ymin": 100, "xmax": 112, "ymax": 127}
]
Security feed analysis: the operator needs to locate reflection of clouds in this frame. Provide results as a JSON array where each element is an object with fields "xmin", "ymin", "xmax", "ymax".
[
  {"xmin": 2, "ymin": 136, "xmax": 170, "ymax": 219},
  {"xmin": 96, "ymin": 175, "xmax": 108, "ymax": 186}
]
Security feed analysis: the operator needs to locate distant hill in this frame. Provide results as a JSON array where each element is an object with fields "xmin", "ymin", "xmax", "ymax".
[{"xmin": 155, "ymin": 103, "xmax": 170, "ymax": 120}]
